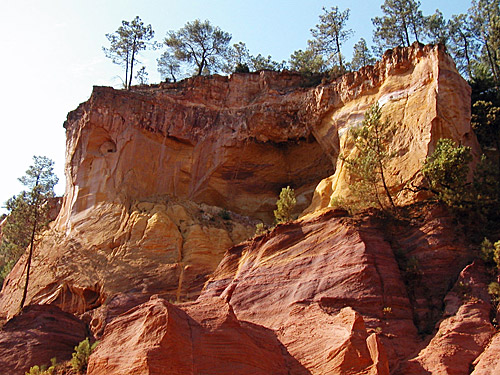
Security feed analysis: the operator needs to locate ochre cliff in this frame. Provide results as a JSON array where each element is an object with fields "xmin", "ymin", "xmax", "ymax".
[
  {"xmin": 304, "ymin": 43, "xmax": 479, "ymax": 212},
  {"xmin": 0, "ymin": 43, "xmax": 497, "ymax": 374}
]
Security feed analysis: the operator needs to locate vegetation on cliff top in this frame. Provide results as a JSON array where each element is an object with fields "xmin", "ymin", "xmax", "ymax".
[{"xmin": 103, "ymin": 0, "xmax": 499, "ymax": 88}]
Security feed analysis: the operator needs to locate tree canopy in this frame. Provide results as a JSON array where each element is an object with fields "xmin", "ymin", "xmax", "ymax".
[
  {"xmin": 103, "ymin": 16, "xmax": 155, "ymax": 89},
  {"xmin": 310, "ymin": 6, "xmax": 353, "ymax": 71},
  {"xmin": 0, "ymin": 156, "xmax": 58, "ymax": 308},
  {"xmin": 164, "ymin": 19, "xmax": 232, "ymax": 76},
  {"xmin": 350, "ymin": 38, "xmax": 376, "ymax": 71},
  {"xmin": 372, "ymin": 0, "xmax": 426, "ymax": 50}
]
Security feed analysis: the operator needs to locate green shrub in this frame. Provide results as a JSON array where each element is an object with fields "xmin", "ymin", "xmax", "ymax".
[
  {"xmin": 480, "ymin": 238, "xmax": 500, "ymax": 269},
  {"xmin": 422, "ymin": 138, "xmax": 473, "ymax": 207},
  {"xmin": 71, "ymin": 338, "xmax": 98, "ymax": 374},
  {"xmin": 254, "ymin": 222, "xmax": 268, "ymax": 236},
  {"xmin": 488, "ymin": 282, "xmax": 500, "ymax": 302},
  {"xmin": 25, "ymin": 358, "xmax": 56, "ymax": 375},
  {"xmin": 274, "ymin": 186, "xmax": 296, "ymax": 224}
]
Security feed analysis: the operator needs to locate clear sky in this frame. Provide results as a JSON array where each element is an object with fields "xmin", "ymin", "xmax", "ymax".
[{"xmin": 0, "ymin": 0, "xmax": 472, "ymax": 214}]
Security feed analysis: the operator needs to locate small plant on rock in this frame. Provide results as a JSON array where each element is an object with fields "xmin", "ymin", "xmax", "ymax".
[
  {"xmin": 71, "ymin": 338, "xmax": 98, "ymax": 374},
  {"xmin": 254, "ymin": 222, "xmax": 268, "ymax": 236},
  {"xmin": 488, "ymin": 282, "xmax": 500, "ymax": 302},
  {"xmin": 25, "ymin": 358, "xmax": 57, "ymax": 375},
  {"xmin": 480, "ymin": 238, "xmax": 500, "ymax": 269},
  {"xmin": 219, "ymin": 209, "xmax": 231, "ymax": 220},
  {"xmin": 274, "ymin": 186, "xmax": 296, "ymax": 224}
]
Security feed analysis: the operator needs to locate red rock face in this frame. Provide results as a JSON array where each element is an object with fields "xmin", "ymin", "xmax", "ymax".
[
  {"xmin": 202, "ymin": 207, "xmax": 481, "ymax": 374},
  {"xmin": 85, "ymin": 205, "xmax": 492, "ymax": 375},
  {"xmin": 0, "ymin": 304, "xmax": 88, "ymax": 375},
  {"xmin": 0, "ymin": 44, "xmax": 494, "ymax": 374},
  {"xmin": 87, "ymin": 296, "xmax": 292, "ymax": 375},
  {"xmin": 399, "ymin": 261, "xmax": 496, "ymax": 374}
]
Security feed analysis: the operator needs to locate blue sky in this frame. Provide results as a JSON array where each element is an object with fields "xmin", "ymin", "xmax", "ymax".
[{"xmin": 0, "ymin": 0, "xmax": 472, "ymax": 214}]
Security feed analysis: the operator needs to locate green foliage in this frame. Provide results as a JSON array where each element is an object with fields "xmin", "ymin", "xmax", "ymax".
[
  {"xmin": 249, "ymin": 54, "xmax": 286, "ymax": 71},
  {"xmin": 25, "ymin": 358, "xmax": 57, "ymax": 375},
  {"xmin": 467, "ymin": 0, "xmax": 500, "ymax": 83},
  {"xmin": 488, "ymin": 282, "xmax": 500, "ymax": 302},
  {"xmin": 274, "ymin": 186, "xmax": 296, "ymax": 224},
  {"xmin": 421, "ymin": 139, "xmax": 473, "ymax": 207},
  {"xmin": 71, "ymin": 338, "xmax": 98, "ymax": 374},
  {"xmin": 157, "ymin": 51, "xmax": 181, "ymax": 82},
  {"xmin": 425, "ymin": 9, "xmax": 449, "ymax": 45},
  {"xmin": 472, "ymin": 100, "xmax": 500, "ymax": 151},
  {"xmin": 480, "ymin": 238, "xmax": 500, "ymax": 269},
  {"xmin": 0, "ymin": 156, "xmax": 58, "ymax": 304},
  {"xmin": 447, "ymin": 14, "xmax": 479, "ymax": 80},
  {"xmin": 164, "ymin": 19, "xmax": 232, "ymax": 76},
  {"xmin": 342, "ymin": 103, "xmax": 396, "ymax": 211},
  {"xmin": 350, "ymin": 38, "xmax": 376, "ymax": 71},
  {"xmin": 289, "ymin": 48, "xmax": 328, "ymax": 74},
  {"xmin": 254, "ymin": 222, "xmax": 268, "ymax": 236},
  {"xmin": 372, "ymin": 0, "xmax": 425, "ymax": 50},
  {"xmin": 310, "ymin": 6, "xmax": 353, "ymax": 71},
  {"xmin": 219, "ymin": 209, "xmax": 231, "ymax": 221},
  {"xmin": 103, "ymin": 16, "xmax": 155, "ymax": 89},
  {"xmin": 134, "ymin": 66, "xmax": 148, "ymax": 85}
]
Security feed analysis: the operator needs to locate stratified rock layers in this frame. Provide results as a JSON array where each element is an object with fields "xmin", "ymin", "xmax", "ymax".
[
  {"xmin": 87, "ymin": 206, "xmax": 495, "ymax": 374},
  {"xmin": 0, "ymin": 44, "xmax": 490, "ymax": 374},
  {"xmin": 0, "ymin": 305, "xmax": 88, "ymax": 375}
]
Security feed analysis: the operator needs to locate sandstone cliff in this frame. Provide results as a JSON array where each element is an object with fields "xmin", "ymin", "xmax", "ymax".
[{"xmin": 0, "ymin": 44, "xmax": 497, "ymax": 374}]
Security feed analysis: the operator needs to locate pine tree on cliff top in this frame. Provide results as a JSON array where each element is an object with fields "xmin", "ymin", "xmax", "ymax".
[{"xmin": 103, "ymin": 16, "xmax": 155, "ymax": 90}]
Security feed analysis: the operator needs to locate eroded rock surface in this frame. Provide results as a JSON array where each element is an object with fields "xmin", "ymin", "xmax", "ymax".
[
  {"xmin": 399, "ymin": 261, "xmax": 496, "ymax": 374},
  {"xmin": 0, "ymin": 43, "xmax": 492, "ymax": 374},
  {"xmin": 0, "ymin": 304, "xmax": 88, "ymax": 375},
  {"xmin": 304, "ymin": 43, "xmax": 480, "ymax": 212},
  {"xmin": 87, "ymin": 296, "xmax": 293, "ymax": 375},
  {"xmin": 0, "ymin": 199, "xmax": 254, "ymax": 320},
  {"xmin": 203, "ymin": 207, "xmax": 474, "ymax": 373}
]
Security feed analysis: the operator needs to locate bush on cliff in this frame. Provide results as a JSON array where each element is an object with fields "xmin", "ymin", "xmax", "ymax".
[
  {"xmin": 422, "ymin": 139, "xmax": 499, "ymax": 216},
  {"xmin": 341, "ymin": 103, "xmax": 396, "ymax": 212},
  {"xmin": 422, "ymin": 138, "xmax": 473, "ymax": 207},
  {"xmin": 274, "ymin": 186, "xmax": 296, "ymax": 224},
  {"xmin": 25, "ymin": 358, "xmax": 57, "ymax": 375},
  {"xmin": 71, "ymin": 338, "xmax": 98, "ymax": 374}
]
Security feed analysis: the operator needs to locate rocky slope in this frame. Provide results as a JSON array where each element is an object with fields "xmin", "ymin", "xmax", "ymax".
[{"xmin": 1, "ymin": 43, "xmax": 498, "ymax": 374}]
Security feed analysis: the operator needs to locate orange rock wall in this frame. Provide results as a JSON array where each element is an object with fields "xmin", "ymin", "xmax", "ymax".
[{"xmin": 304, "ymin": 44, "xmax": 480, "ymax": 212}]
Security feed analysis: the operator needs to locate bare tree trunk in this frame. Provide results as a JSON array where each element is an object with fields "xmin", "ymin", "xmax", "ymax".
[
  {"xmin": 19, "ymin": 212, "xmax": 37, "ymax": 311},
  {"xmin": 125, "ymin": 49, "xmax": 129, "ymax": 90},
  {"xmin": 336, "ymin": 36, "xmax": 344, "ymax": 71},
  {"xmin": 128, "ymin": 38, "xmax": 137, "ymax": 90}
]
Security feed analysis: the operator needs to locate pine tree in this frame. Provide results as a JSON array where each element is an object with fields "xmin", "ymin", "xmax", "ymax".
[
  {"xmin": 103, "ymin": 16, "xmax": 155, "ymax": 89},
  {"xmin": 310, "ymin": 6, "xmax": 353, "ymax": 71},
  {"xmin": 342, "ymin": 103, "xmax": 396, "ymax": 211},
  {"xmin": 372, "ymin": 0, "xmax": 425, "ymax": 50},
  {"xmin": 351, "ymin": 38, "xmax": 376, "ymax": 71},
  {"xmin": 274, "ymin": 186, "xmax": 296, "ymax": 224},
  {"xmin": 164, "ymin": 19, "xmax": 232, "ymax": 76},
  {"xmin": 0, "ymin": 156, "xmax": 58, "ymax": 309}
]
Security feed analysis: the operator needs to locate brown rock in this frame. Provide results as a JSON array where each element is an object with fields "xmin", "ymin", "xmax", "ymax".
[
  {"xmin": 399, "ymin": 261, "xmax": 496, "ymax": 374},
  {"xmin": 87, "ymin": 296, "xmax": 291, "ymax": 375},
  {"xmin": 0, "ymin": 304, "xmax": 88, "ymax": 375},
  {"xmin": 472, "ymin": 332, "xmax": 500, "ymax": 374},
  {"xmin": 205, "ymin": 206, "xmax": 473, "ymax": 373},
  {"xmin": 0, "ymin": 199, "xmax": 254, "ymax": 322}
]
